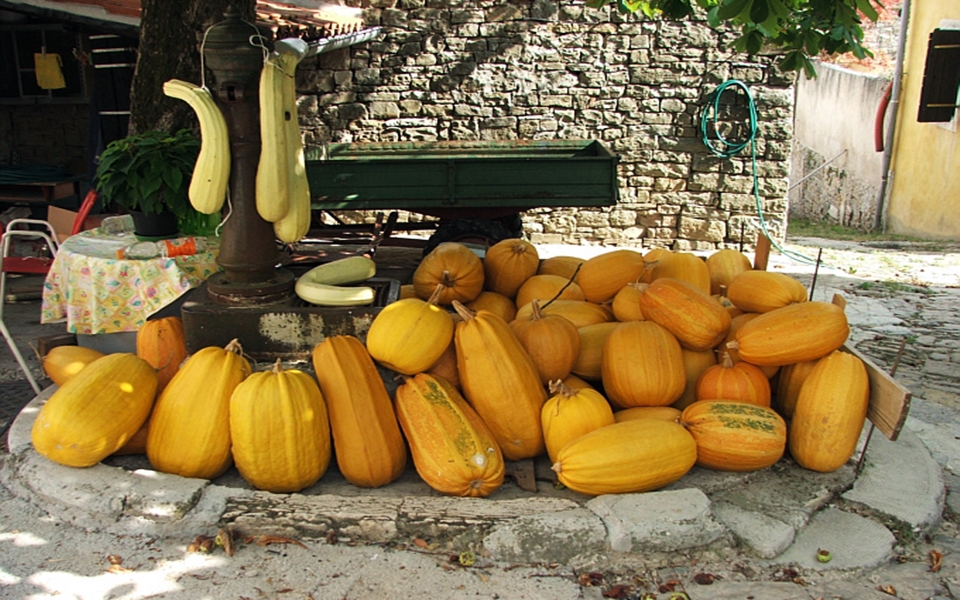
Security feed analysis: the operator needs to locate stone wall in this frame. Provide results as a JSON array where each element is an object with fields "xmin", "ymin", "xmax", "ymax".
[{"xmin": 295, "ymin": 0, "xmax": 796, "ymax": 250}]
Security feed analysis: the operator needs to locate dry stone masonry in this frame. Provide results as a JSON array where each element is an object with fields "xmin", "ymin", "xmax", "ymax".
[{"xmin": 295, "ymin": 0, "xmax": 796, "ymax": 250}]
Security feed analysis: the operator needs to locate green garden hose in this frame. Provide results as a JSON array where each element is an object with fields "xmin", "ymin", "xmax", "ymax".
[{"xmin": 699, "ymin": 80, "xmax": 818, "ymax": 266}]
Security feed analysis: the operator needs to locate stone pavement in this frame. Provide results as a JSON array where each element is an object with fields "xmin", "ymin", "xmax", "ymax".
[{"xmin": 1, "ymin": 238, "xmax": 959, "ymax": 599}]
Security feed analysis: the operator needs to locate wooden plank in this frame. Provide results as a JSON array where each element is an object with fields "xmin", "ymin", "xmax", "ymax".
[
  {"xmin": 753, "ymin": 232, "xmax": 771, "ymax": 270},
  {"xmin": 842, "ymin": 342, "xmax": 912, "ymax": 442}
]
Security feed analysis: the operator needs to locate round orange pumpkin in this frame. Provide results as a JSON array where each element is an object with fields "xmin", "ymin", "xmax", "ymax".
[
  {"xmin": 601, "ymin": 321, "xmax": 685, "ymax": 408},
  {"xmin": 482, "ymin": 238, "xmax": 539, "ymax": 298},
  {"xmin": 136, "ymin": 316, "xmax": 188, "ymax": 392},
  {"xmin": 695, "ymin": 351, "xmax": 771, "ymax": 407},
  {"xmin": 412, "ymin": 242, "xmax": 485, "ymax": 305}
]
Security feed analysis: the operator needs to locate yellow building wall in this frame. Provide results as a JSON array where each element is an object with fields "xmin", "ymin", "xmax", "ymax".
[{"xmin": 887, "ymin": 0, "xmax": 960, "ymax": 240}]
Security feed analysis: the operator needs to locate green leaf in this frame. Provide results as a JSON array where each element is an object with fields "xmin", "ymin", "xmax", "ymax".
[
  {"xmin": 716, "ymin": 0, "xmax": 751, "ymax": 21},
  {"xmin": 749, "ymin": 0, "xmax": 770, "ymax": 28},
  {"xmin": 853, "ymin": 0, "xmax": 878, "ymax": 22}
]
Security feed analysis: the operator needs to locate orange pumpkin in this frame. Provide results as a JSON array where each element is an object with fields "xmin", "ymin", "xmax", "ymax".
[
  {"xmin": 482, "ymin": 238, "xmax": 539, "ymax": 298},
  {"xmin": 42, "ymin": 345, "xmax": 104, "ymax": 387},
  {"xmin": 577, "ymin": 249, "xmax": 647, "ymax": 304},
  {"xmin": 136, "ymin": 316, "xmax": 188, "ymax": 392},
  {"xmin": 510, "ymin": 300, "xmax": 582, "ymax": 384},
  {"xmin": 571, "ymin": 321, "xmax": 620, "ymax": 381},
  {"xmin": 673, "ymin": 348, "xmax": 719, "ymax": 410},
  {"xmin": 466, "ymin": 290, "xmax": 517, "ymax": 323},
  {"xmin": 681, "ymin": 400, "xmax": 787, "ymax": 471},
  {"xmin": 602, "ymin": 321, "xmax": 685, "ymax": 408},
  {"xmin": 637, "ymin": 278, "xmax": 732, "ymax": 351},
  {"xmin": 453, "ymin": 301, "xmax": 546, "ymax": 460},
  {"xmin": 537, "ymin": 255, "xmax": 584, "ymax": 281},
  {"xmin": 705, "ymin": 248, "xmax": 753, "ymax": 296},
  {"xmin": 732, "ymin": 301, "xmax": 850, "ymax": 367},
  {"xmin": 611, "ymin": 283, "xmax": 646, "ymax": 322},
  {"xmin": 515, "ymin": 274, "xmax": 584, "ymax": 311},
  {"xmin": 695, "ymin": 351, "xmax": 771, "ymax": 407},
  {"xmin": 614, "ymin": 406, "xmax": 682, "ymax": 423},
  {"xmin": 412, "ymin": 242, "xmax": 484, "ymax": 305},
  {"xmin": 650, "ymin": 252, "xmax": 710, "ymax": 293},
  {"xmin": 789, "ymin": 350, "xmax": 870, "ymax": 473},
  {"xmin": 774, "ymin": 359, "xmax": 819, "ymax": 419},
  {"xmin": 514, "ymin": 299, "xmax": 612, "ymax": 329},
  {"xmin": 726, "ymin": 270, "xmax": 808, "ymax": 313}
]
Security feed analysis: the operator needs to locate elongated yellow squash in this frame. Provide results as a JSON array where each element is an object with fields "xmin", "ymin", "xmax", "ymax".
[
  {"xmin": 146, "ymin": 339, "xmax": 251, "ymax": 479},
  {"xmin": 552, "ymin": 419, "xmax": 697, "ymax": 495},
  {"xmin": 312, "ymin": 335, "xmax": 407, "ymax": 487},
  {"xmin": 453, "ymin": 301, "xmax": 546, "ymax": 460},
  {"xmin": 32, "ymin": 353, "xmax": 157, "ymax": 467},
  {"xmin": 395, "ymin": 373, "xmax": 504, "ymax": 497},
  {"xmin": 230, "ymin": 360, "xmax": 331, "ymax": 493}
]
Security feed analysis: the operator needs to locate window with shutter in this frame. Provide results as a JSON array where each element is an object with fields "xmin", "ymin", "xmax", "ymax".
[{"xmin": 917, "ymin": 27, "xmax": 960, "ymax": 124}]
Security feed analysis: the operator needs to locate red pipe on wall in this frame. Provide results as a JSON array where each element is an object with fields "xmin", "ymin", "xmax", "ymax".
[{"xmin": 875, "ymin": 80, "xmax": 894, "ymax": 152}]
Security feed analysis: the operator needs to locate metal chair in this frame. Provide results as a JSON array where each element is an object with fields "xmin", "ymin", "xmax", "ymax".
[{"xmin": 0, "ymin": 218, "xmax": 60, "ymax": 394}]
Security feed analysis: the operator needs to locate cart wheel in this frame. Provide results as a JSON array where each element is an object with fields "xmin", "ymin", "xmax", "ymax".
[{"xmin": 422, "ymin": 219, "xmax": 514, "ymax": 257}]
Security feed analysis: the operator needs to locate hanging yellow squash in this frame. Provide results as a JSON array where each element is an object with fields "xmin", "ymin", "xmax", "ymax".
[{"xmin": 230, "ymin": 360, "xmax": 331, "ymax": 493}]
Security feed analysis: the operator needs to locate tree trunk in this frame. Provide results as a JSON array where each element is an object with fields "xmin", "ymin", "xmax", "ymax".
[{"xmin": 129, "ymin": 0, "xmax": 255, "ymax": 134}]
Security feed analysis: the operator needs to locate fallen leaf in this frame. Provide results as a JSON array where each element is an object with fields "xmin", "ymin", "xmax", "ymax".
[
  {"xmin": 106, "ymin": 555, "xmax": 123, "ymax": 566},
  {"xmin": 930, "ymin": 549, "xmax": 944, "ymax": 572},
  {"xmin": 413, "ymin": 538, "xmax": 429, "ymax": 549},
  {"xmin": 215, "ymin": 528, "xmax": 236, "ymax": 557},
  {"xmin": 255, "ymin": 535, "xmax": 308, "ymax": 549},
  {"xmin": 578, "ymin": 572, "xmax": 603, "ymax": 586},
  {"xmin": 602, "ymin": 584, "xmax": 632, "ymax": 598},
  {"xmin": 694, "ymin": 572, "xmax": 716, "ymax": 584},
  {"xmin": 107, "ymin": 564, "xmax": 133, "ymax": 574},
  {"xmin": 877, "ymin": 584, "xmax": 897, "ymax": 595},
  {"xmin": 658, "ymin": 579, "xmax": 682, "ymax": 593}
]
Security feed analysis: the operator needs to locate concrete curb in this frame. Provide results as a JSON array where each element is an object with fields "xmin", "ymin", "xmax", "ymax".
[{"xmin": 2, "ymin": 388, "xmax": 945, "ymax": 569}]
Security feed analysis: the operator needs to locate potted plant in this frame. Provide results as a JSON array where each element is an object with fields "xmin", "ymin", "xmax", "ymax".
[{"xmin": 94, "ymin": 129, "xmax": 203, "ymax": 239}]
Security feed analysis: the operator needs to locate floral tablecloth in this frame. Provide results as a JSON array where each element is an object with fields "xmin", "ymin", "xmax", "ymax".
[{"xmin": 41, "ymin": 229, "xmax": 221, "ymax": 334}]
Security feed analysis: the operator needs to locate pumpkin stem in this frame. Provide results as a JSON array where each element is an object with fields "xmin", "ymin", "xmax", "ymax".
[
  {"xmin": 720, "ymin": 351, "xmax": 735, "ymax": 368},
  {"xmin": 428, "ymin": 283, "xmax": 445, "ymax": 306},
  {"xmin": 551, "ymin": 461, "xmax": 562, "ymax": 474},
  {"xmin": 224, "ymin": 339, "xmax": 244, "ymax": 355},
  {"xmin": 440, "ymin": 269, "xmax": 455, "ymax": 288},
  {"xmin": 541, "ymin": 263, "xmax": 582, "ymax": 310},
  {"xmin": 531, "ymin": 299, "xmax": 544, "ymax": 321},
  {"xmin": 451, "ymin": 299, "xmax": 476, "ymax": 322},
  {"xmin": 272, "ymin": 358, "xmax": 285, "ymax": 374}
]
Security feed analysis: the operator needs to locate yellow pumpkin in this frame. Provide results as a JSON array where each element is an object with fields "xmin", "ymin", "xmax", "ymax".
[
  {"xmin": 412, "ymin": 242, "xmax": 485, "ymax": 305},
  {"xmin": 774, "ymin": 359, "xmax": 819, "ymax": 419},
  {"xmin": 681, "ymin": 400, "xmax": 787, "ymax": 472},
  {"xmin": 570, "ymin": 321, "xmax": 620, "ymax": 381},
  {"xmin": 514, "ymin": 299, "xmax": 612, "ymax": 329},
  {"xmin": 726, "ymin": 270, "xmax": 808, "ymax": 313},
  {"xmin": 453, "ymin": 301, "xmax": 546, "ymax": 460},
  {"xmin": 395, "ymin": 373, "xmax": 504, "ymax": 497},
  {"xmin": 789, "ymin": 350, "xmax": 870, "ymax": 473},
  {"xmin": 466, "ymin": 290, "xmax": 517, "ymax": 323},
  {"xmin": 705, "ymin": 248, "xmax": 753, "ymax": 296},
  {"xmin": 312, "ymin": 335, "xmax": 407, "ymax": 488},
  {"xmin": 552, "ymin": 419, "xmax": 697, "ymax": 495},
  {"xmin": 695, "ymin": 351, "xmax": 771, "ymax": 407},
  {"xmin": 41, "ymin": 345, "xmax": 104, "ymax": 387},
  {"xmin": 721, "ymin": 312, "xmax": 779, "ymax": 379},
  {"xmin": 541, "ymin": 380, "xmax": 615, "ymax": 462},
  {"xmin": 602, "ymin": 321, "xmax": 685, "ymax": 408},
  {"xmin": 731, "ymin": 301, "xmax": 850, "ymax": 367},
  {"xmin": 515, "ymin": 274, "xmax": 585, "ymax": 311},
  {"xmin": 366, "ymin": 284, "xmax": 454, "ymax": 375},
  {"xmin": 673, "ymin": 348, "xmax": 718, "ymax": 411},
  {"xmin": 637, "ymin": 277, "xmax": 732, "ymax": 351},
  {"xmin": 136, "ymin": 316, "xmax": 188, "ymax": 392},
  {"xmin": 32, "ymin": 353, "xmax": 158, "ymax": 468},
  {"xmin": 537, "ymin": 255, "xmax": 584, "ymax": 281},
  {"xmin": 650, "ymin": 252, "xmax": 710, "ymax": 294},
  {"xmin": 510, "ymin": 299, "xmax": 582, "ymax": 384},
  {"xmin": 640, "ymin": 247, "xmax": 671, "ymax": 283},
  {"xmin": 614, "ymin": 405, "xmax": 682, "ymax": 423},
  {"xmin": 146, "ymin": 339, "xmax": 251, "ymax": 479},
  {"xmin": 482, "ymin": 238, "xmax": 539, "ymax": 298},
  {"xmin": 611, "ymin": 283, "xmax": 646, "ymax": 322},
  {"xmin": 229, "ymin": 360, "xmax": 331, "ymax": 492},
  {"xmin": 426, "ymin": 336, "xmax": 460, "ymax": 389},
  {"xmin": 577, "ymin": 249, "xmax": 647, "ymax": 304}
]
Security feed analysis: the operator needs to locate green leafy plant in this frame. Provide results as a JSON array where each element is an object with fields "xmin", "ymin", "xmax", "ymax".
[
  {"xmin": 584, "ymin": 0, "xmax": 882, "ymax": 77},
  {"xmin": 95, "ymin": 129, "xmax": 200, "ymax": 219}
]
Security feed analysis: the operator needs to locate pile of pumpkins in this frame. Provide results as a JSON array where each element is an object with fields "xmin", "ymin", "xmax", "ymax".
[{"xmin": 30, "ymin": 239, "xmax": 870, "ymax": 500}]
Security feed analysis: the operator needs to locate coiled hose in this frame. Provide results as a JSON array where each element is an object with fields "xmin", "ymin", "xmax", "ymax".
[{"xmin": 699, "ymin": 80, "xmax": 817, "ymax": 266}]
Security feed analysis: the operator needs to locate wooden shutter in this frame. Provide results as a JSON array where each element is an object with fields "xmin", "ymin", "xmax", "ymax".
[{"xmin": 917, "ymin": 28, "xmax": 960, "ymax": 123}]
